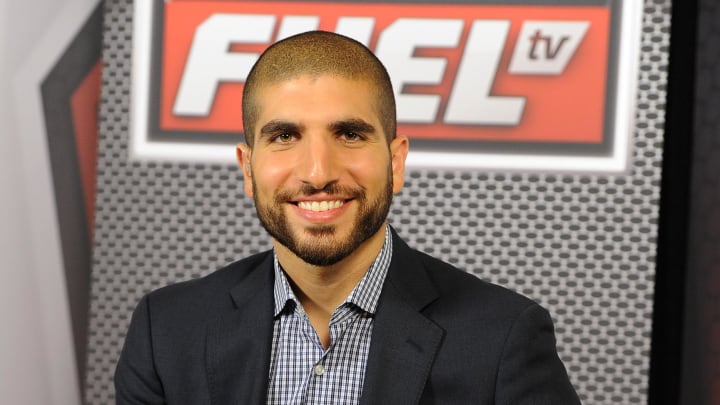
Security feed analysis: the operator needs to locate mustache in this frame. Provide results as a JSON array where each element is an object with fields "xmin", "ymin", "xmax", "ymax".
[{"xmin": 274, "ymin": 182, "xmax": 365, "ymax": 202}]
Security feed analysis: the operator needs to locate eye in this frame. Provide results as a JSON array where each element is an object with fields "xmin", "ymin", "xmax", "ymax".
[
  {"xmin": 340, "ymin": 131, "xmax": 363, "ymax": 142},
  {"xmin": 273, "ymin": 132, "xmax": 295, "ymax": 143}
]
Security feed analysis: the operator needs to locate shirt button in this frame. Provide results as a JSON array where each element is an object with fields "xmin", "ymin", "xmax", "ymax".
[{"xmin": 314, "ymin": 364, "xmax": 325, "ymax": 376}]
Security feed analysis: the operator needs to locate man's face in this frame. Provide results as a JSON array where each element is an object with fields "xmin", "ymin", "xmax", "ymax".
[{"xmin": 237, "ymin": 74, "xmax": 408, "ymax": 266}]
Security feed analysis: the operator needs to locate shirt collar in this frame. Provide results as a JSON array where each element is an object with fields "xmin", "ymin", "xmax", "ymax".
[{"xmin": 272, "ymin": 225, "xmax": 393, "ymax": 317}]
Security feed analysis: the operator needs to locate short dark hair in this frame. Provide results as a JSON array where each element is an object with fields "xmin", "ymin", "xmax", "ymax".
[{"xmin": 242, "ymin": 31, "xmax": 396, "ymax": 146}]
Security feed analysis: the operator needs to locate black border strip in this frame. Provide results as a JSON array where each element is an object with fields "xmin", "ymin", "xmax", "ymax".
[{"xmin": 648, "ymin": 0, "xmax": 698, "ymax": 403}]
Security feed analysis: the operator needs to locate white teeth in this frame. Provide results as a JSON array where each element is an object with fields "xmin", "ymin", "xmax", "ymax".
[{"xmin": 298, "ymin": 200, "xmax": 344, "ymax": 212}]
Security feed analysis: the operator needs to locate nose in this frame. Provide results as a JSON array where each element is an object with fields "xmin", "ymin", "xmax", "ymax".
[{"xmin": 295, "ymin": 134, "xmax": 340, "ymax": 190}]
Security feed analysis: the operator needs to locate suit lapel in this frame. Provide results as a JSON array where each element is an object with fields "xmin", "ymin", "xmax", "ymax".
[
  {"xmin": 361, "ymin": 232, "xmax": 444, "ymax": 405},
  {"xmin": 206, "ymin": 253, "xmax": 275, "ymax": 405},
  {"xmin": 203, "ymin": 233, "xmax": 443, "ymax": 404}
]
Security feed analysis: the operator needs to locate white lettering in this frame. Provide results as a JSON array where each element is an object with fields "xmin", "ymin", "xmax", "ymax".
[
  {"xmin": 335, "ymin": 17, "xmax": 375, "ymax": 46},
  {"xmin": 445, "ymin": 20, "xmax": 525, "ymax": 125},
  {"xmin": 173, "ymin": 14, "xmax": 275, "ymax": 116},
  {"xmin": 375, "ymin": 18, "xmax": 463, "ymax": 123},
  {"xmin": 173, "ymin": 15, "xmax": 588, "ymax": 126},
  {"xmin": 509, "ymin": 21, "xmax": 589, "ymax": 74}
]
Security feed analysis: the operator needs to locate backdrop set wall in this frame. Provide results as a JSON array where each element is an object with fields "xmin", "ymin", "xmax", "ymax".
[{"xmin": 85, "ymin": 1, "xmax": 669, "ymax": 404}]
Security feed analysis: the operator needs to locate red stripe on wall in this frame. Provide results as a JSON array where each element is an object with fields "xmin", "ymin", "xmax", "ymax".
[{"xmin": 70, "ymin": 60, "xmax": 101, "ymax": 236}]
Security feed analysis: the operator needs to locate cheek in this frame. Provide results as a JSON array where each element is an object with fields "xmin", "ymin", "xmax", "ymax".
[
  {"xmin": 348, "ymin": 155, "xmax": 392, "ymax": 187},
  {"xmin": 252, "ymin": 158, "xmax": 294, "ymax": 193}
]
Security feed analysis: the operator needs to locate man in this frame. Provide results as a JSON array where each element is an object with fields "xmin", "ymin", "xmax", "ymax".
[{"xmin": 115, "ymin": 31, "xmax": 580, "ymax": 404}]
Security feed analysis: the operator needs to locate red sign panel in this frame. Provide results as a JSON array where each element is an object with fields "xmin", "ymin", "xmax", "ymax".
[
  {"xmin": 160, "ymin": 1, "xmax": 609, "ymax": 144},
  {"xmin": 132, "ymin": 0, "xmax": 643, "ymax": 171}
]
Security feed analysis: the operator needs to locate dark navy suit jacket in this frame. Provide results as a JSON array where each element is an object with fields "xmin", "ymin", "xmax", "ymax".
[{"xmin": 115, "ymin": 229, "xmax": 580, "ymax": 404}]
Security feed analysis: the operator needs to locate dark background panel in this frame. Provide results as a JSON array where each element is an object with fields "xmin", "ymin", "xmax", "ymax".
[
  {"xmin": 649, "ymin": 0, "xmax": 697, "ymax": 403},
  {"xmin": 679, "ymin": 0, "xmax": 720, "ymax": 404}
]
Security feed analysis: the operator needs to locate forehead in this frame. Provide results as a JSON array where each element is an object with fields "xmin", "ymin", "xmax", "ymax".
[{"xmin": 254, "ymin": 74, "xmax": 381, "ymax": 123}]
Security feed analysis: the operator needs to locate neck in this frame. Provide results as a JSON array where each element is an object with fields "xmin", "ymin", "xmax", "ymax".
[{"xmin": 273, "ymin": 223, "xmax": 387, "ymax": 314}]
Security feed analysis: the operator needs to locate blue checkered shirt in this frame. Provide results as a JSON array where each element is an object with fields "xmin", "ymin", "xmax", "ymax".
[{"xmin": 266, "ymin": 226, "xmax": 393, "ymax": 405}]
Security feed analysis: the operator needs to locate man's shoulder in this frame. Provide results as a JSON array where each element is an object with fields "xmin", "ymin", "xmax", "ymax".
[
  {"xmin": 389, "ymin": 230, "xmax": 538, "ymax": 315},
  {"xmin": 144, "ymin": 250, "xmax": 273, "ymax": 312},
  {"xmin": 425, "ymin": 249, "xmax": 532, "ymax": 295},
  {"xmin": 403, "ymin": 244, "xmax": 539, "ymax": 317}
]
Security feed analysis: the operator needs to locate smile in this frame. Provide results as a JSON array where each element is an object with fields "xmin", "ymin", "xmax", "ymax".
[{"xmin": 296, "ymin": 200, "xmax": 345, "ymax": 212}]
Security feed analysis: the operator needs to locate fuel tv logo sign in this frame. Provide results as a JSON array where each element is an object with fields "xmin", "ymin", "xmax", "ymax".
[{"xmin": 130, "ymin": 1, "xmax": 642, "ymax": 172}]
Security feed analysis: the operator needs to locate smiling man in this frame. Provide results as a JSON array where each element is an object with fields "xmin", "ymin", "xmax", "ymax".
[{"xmin": 115, "ymin": 31, "xmax": 580, "ymax": 404}]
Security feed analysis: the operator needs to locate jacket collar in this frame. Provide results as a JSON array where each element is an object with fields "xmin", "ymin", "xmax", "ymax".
[
  {"xmin": 205, "ymin": 228, "xmax": 444, "ymax": 404},
  {"xmin": 360, "ymin": 228, "xmax": 444, "ymax": 404},
  {"xmin": 206, "ymin": 252, "xmax": 275, "ymax": 405}
]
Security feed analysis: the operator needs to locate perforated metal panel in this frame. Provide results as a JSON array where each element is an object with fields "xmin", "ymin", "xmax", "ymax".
[{"xmin": 85, "ymin": 1, "xmax": 670, "ymax": 403}]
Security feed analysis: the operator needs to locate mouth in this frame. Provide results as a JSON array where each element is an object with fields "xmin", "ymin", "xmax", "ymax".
[{"xmin": 295, "ymin": 200, "xmax": 346, "ymax": 212}]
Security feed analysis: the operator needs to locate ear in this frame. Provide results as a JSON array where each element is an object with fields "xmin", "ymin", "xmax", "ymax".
[
  {"xmin": 236, "ymin": 143, "xmax": 254, "ymax": 198},
  {"xmin": 389, "ymin": 135, "xmax": 409, "ymax": 194}
]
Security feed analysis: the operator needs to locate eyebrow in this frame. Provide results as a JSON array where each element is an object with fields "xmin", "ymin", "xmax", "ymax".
[
  {"xmin": 258, "ymin": 120, "xmax": 304, "ymax": 141},
  {"xmin": 328, "ymin": 119, "xmax": 377, "ymax": 137},
  {"xmin": 257, "ymin": 118, "xmax": 378, "ymax": 141}
]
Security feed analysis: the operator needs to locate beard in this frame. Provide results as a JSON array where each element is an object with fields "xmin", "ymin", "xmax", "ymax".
[{"xmin": 252, "ymin": 169, "xmax": 393, "ymax": 267}]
